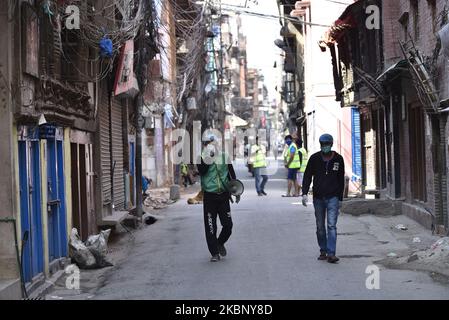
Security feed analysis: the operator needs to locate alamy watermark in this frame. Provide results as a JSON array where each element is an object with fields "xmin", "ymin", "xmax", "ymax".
[
  {"xmin": 365, "ymin": 265, "xmax": 380, "ymax": 290},
  {"xmin": 65, "ymin": 264, "xmax": 80, "ymax": 290},
  {"xmin": 169, "ymin": 121, "xmax": 282, "ymax": 174},
  {"xmin": 365, "ymin": 5, "xmax": 381, "ymax": 30},
  {"xmin": 65, "ymin": 5, "xmax": 80, "ymax": 30}
]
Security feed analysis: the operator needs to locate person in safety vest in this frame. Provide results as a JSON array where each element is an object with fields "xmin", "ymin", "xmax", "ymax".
[
  {"xmin": 250, "ymin": 136, "xmax": 268, "ymax": 196},
  {"xmin": 296, "ymin": 138, "xmax": 308, "ymax": 195},
  {"xmin": 181, "ymin": 162, "xmax": 193, "ymax": 187},
  {"xmin": 282, "ymin": 135, "xmax": 301, "ymax": 197},
  {"xmin": 198, "ymin": 134, "xmax": 239, "ymax": 262}
]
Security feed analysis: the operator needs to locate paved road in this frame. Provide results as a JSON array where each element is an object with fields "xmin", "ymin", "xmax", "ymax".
[{"xmin": 95, "ymin": 158, "xmax": 449, "ymax": 299}]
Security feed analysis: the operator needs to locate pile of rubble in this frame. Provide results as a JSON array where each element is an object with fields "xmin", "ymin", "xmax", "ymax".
[
  {"xmin": 143, "ymin": 188, "xmax": 176, "ymax": 210},
  {"xmin": 379, "ymin": 237, "xmax": 449, "ymax": 278}
]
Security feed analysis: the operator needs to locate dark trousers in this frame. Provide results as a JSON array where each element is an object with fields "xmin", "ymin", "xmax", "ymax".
[
  {"xmin": 203, "ymin": 192, "xmax": 233, "ymax": 256},
  {"xmin": 182, "ymin": 174, "xmax": 193, "ymax": 186}
]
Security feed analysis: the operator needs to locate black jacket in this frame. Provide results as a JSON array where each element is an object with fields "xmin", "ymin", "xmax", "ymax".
[{"xmin": 302, "ymin": 151, "xmax": 345, "ymax": 201}]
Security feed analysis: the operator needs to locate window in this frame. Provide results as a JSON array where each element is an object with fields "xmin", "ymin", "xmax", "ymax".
[
  {"xmin": 428, "ymin": 0, "xmax": 437, "ymax": 33},
  {"xmin": 410, "ymin": 0, "xmax": 419, "ymax": 39},
  {"xmin": 399, "ymin": 12, "xmax": 409, "ymax": 42},
  {"xmin": 284, "ymin": 73, "xmax": 296, "ymax": 103}
]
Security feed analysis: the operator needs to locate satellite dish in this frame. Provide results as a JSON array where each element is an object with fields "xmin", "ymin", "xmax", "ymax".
[{"xmin": 227, "ymin": 179, "xmax": 244, "ymax": 196}]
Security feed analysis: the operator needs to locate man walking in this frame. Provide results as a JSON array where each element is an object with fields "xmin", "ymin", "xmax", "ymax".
[
  {"xmin": 282, "ymin": 135, "xmax": 301, "ymax": 197},
  {"xmin": 198, "ymin": 135, "xmax": 239, "ymax": 262},
  {"xmin": 250, "ymin": 137, "xmax": 268, "ymax": 196},
  {"xmin": 301, "ymin": 134, "xmax": 345, "ymax": 263}
]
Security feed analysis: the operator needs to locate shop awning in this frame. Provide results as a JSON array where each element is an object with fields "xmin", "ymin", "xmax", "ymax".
[
  {"xmin": 376, "ymin": 60, "xmax": 408, "ymax": 82},
  {"xmin": 319, "ymin": 1, "xmax": 360, "ymax": 48}
]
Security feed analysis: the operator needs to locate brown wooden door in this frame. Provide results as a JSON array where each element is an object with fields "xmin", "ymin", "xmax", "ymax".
[{"xmin": 408, "ymin": 103, "xmax": 427, "ymax": 202}]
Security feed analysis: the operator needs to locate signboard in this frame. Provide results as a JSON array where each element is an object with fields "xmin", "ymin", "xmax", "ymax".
[
  {"xmin": 114, "ymin": 40, "xmax": 139, "ymax": 97},
  {"xmin": 39, "ymin": 124, "xmax": 56, "ymax": 140}
]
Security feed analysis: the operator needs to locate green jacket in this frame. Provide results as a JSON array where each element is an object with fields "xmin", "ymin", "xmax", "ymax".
[{"xmin": 201, "ymin": 153, "xmax": 229, "ymax": 193}]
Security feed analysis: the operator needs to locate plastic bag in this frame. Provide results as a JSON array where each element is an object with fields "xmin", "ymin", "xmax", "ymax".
[
  {"xmin": 85, "ymin": 229, "xmax": 113, "ymax": 268},
  {"xmin": 69, "ymin": 229, "xmax": 96, "ymax": 269},
  {"xmin": 69, "ymin": 228, "xmax": 113, "ymax": 269}
]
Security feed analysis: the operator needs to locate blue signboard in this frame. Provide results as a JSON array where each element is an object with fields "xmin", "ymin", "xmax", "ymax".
[{"xmin": 39, "ymin": 124, "xmax": 56, "ymax": 139}]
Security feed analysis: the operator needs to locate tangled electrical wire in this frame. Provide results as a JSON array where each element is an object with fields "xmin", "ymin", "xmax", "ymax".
[
  {"xmin": 39, "ymin": 0, "xmax": 148, "ymax": 82},
  {"xmin": 159, "ymin": 0, "xmax": 208, "ymax": 103}
]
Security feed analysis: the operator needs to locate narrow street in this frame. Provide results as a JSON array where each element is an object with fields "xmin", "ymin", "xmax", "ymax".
[{"xmin": 90, "ymin": 159, "xmax": 449, "ymax": 300}]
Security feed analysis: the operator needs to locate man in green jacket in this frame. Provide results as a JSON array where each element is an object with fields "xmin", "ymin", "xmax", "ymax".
[{"xmin": 198, "ymin": 135, "xmax": 239, "ymax": 262}]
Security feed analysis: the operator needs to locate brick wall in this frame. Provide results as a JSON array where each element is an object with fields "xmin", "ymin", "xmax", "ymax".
[
  {"xmin": 387, "ymin": 0, "xmax": 449, "ymax": 227},
  {"xmin": 382, "ymin": 0, "xmax": 402, "ymax": 65}
]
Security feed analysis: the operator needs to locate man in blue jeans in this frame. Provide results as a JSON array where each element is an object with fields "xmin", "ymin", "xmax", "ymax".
[
  {"xmin": 250, "ymin": 137, "xmax": 268, "ymax": 196},
  {"xmin": 301, "ymin": 134, "xmax": 345, "ymax": 263}
]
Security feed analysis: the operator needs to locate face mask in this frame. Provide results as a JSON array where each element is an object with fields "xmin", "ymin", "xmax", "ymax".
[
  {"xmin": 321, "ymin": 145, "xmax": 332, "ymax": 154},
  {"xmin": 285, "ymin": 140, "xmax": 292, "ymax": 146},
  {"xmin": 206, "ymin": 144, "xmax": 216, "ymax": 157}
]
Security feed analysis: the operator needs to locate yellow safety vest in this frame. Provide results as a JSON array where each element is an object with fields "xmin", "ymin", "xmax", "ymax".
[
  {"xmin": 282, "ymin": 145, "xmax": 289, "ymax": 163},
  {"xmin": 252, "ymin": 145, "xmax": 267, "ymax": 168},
  {"xmin": 288, "ymin": 143, "xmax": 301, "ymax": 169},
  {"xmin": 299, "ymin": 147, "xmax": 308, "ymax": 173}
]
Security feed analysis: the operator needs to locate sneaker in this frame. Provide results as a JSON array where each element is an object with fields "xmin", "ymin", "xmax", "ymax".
[
  {"xmin": 327, "ymin": 256, "xmax": 340, "ymax": 263},
  {"xmin": 257, "ymin": 192, "xmax": 263, "ymax": 196},
  {"xmin": 218, "ymin": 244, "xmax": 227, "ymax": 257},
  {"xmin": 317, "ymin": 252, "xmax": 327, "ymax": 260},
  {"xmin": 210, "ymin": 254, "xmax": 221, "ymax": 262},
  {"xmin": 261, "ymin": 191, "xmax": 267, "ymax": 196}
]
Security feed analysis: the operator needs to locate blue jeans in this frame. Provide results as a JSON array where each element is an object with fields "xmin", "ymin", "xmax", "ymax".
[
  {"xmin": 313, "ymin": 196, "xmax": 339, "ymax": 256},
  {"xmin": 254, "ymin": 167, "xmax": 268, "ymax": 193}
]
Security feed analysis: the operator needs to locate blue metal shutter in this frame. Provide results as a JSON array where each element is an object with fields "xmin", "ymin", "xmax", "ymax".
[{"xmin": 351, "ymin": 107, "xmax": 362, "ymax": 181}]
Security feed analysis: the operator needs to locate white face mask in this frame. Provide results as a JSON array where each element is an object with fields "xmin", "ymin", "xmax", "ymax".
[{"xmin": 205, "ymin": 143, "xmax": 216, "ymax": 157}]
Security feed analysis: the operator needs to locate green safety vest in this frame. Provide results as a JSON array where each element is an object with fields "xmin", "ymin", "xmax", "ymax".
[
  {"xmin": 181, "ymin": 163, "xmax": 188, "ymax": 175},
  {"xmin": 201, "ymin": 153, "xmax": 229, "ymax": 193},
  {"xmin": 299, "ymin": 147, "xmax": 308, "ymax": 173},
  {"xmin": 252, "ymin": 145, "xmax": 267, "ymax": 168},
  {"xmin": 288, "ymin": 143, "xmax": 301, "ymax": 169}
]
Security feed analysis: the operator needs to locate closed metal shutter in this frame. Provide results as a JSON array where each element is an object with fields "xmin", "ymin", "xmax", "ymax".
[
  {"xmin": 99, "ymin": 86, "xmax": 112, "ymax": 206},
  {"xmin": 351, "ymin": 107, "xmax": 362, "ymax": 182},
  {"xmin": 111, "ymin": 98, "xmax": 125, "ymax": 210}
]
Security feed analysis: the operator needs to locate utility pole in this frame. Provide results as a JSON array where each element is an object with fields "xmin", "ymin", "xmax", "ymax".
[
  {"xmin": 219, "ymin": 0, "xmax": 224, "ymax": 133},
  {"xmin": 134, "ymin": 0, "xmax": 150, "ymax": 221}
]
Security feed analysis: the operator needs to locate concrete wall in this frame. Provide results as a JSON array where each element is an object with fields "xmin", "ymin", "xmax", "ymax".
[{"xmin": 0, "ymin": 5, "xmax": 19, "ymax": 282}]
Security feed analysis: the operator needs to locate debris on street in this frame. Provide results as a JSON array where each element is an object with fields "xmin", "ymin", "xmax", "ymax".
[
  {"xmin": 387, "ymin": 252, "xmax": 398, "ymax": 257},
  {"xmin": 144, "ymin": 214, "xmax": 158, "ymax": 225},
  {"xmin": 69, "ymin": 228, "xmax": 113, "ymax": 269},
  {"xmin": 379, "ymin": 237, "xmax": 449, "ymax": 278},
  {"xmin": 394, "ymin": 224, "xmax": 408, "ymax": 231},
  {"xmin": 144, "ymin": 188, "xmax": 176, "ymax": 210}
]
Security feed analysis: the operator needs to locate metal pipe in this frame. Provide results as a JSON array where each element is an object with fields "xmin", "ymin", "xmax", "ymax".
[{"xmin": 0, "ymin": 217, "xmax": 27, "ymax": 298}]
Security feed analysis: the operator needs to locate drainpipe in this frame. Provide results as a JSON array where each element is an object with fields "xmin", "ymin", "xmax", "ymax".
[{"xmin": 0, "ymin": 217, "xmax": 28, "ymax": 298}]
